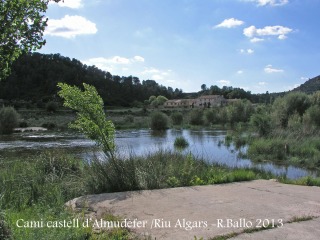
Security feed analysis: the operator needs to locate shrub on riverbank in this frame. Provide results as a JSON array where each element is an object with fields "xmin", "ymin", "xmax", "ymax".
[
  {"xmin": 189, "ymin": 109, "xmax": 204, "ymax": 125},
  {"xmin": 150, "ymin": 111, "xmax": 168, "ymax": 130},
  {"xmin": 174, "ymin": 136, "xmax": 189, "ymax": 148},
  {"xmin": 0, "ymin": 107, "xmax": 19, "ymax": 134},
  {"xmin": 171, "ymin": 112, "xmax": 183, "ymax": 125}
]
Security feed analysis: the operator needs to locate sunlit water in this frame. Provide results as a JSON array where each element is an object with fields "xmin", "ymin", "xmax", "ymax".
[{"xmin": 0, "ymin": 129, "xmax": 317, "ymax": 179}]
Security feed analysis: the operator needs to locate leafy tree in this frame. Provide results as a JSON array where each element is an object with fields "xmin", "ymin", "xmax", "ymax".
[
  {"xmin": 250, "ymin": 112, "xmax": 271, "ymax": 136},
  {"xmin": 0, "ymin": 0, "xmax": 61, "ymax": 80},
  {"xmin": 171, "ymin": 112, "xmax": 183, "ymax": 125},
  {"xmin": 57, "ymin": 83, "xmax": 115, "ymax": 158},
  {"xmin": 149, "ymin": 95, "xmax": 157, "ymax": 103},
  {"xmin": 150, "ymin": 112, "xmax": 168, "ymax": 130},
  {"xmin": 189, "ymin": 109, "xmax": 203, "ymax": 125},
  {"xmin": 156, "ymin": 95, "xmax": 168, "ymax": 105},
  {"xmin": 272, "ymin": 92, "xmax": 310, "ymax": 128},
  {"xmin": 0, "ymin": 106, "xmax": 19, "ymax": 134}
]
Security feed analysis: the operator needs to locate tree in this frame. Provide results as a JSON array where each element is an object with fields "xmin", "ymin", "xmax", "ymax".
[
  {"xmin": 57, "ymin": 83, "xmax": 115, "ymax": 158},
  {"xmin": 0, "ymin": 0, "xmax": 61, "ymax": 80},
  {"xmin": 0, "ymin": 106, "xmax": 19, "ymax": 134},
  {"xmin": 150, "ymin": 112, "xmax": 168, "ymax": 130}
]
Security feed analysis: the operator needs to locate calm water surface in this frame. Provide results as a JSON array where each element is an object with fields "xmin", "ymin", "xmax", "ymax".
[{"xmin": 0, "ymin": 129, "xmax": 317, "ymax": 179}]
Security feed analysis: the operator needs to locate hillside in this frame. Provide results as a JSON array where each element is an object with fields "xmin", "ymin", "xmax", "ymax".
[
  {"xmin": 0, "ymin": 53, "xmax": 183, "ymax": 107},
  {"xmin": 292, "ymin": 75, "xmax": 320, "ymax": 94}
]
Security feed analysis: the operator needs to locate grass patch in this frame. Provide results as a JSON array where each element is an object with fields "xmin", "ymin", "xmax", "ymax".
[
  {"xmin": 278, "ymin": 176, "xmax": 320, "ymax": 187},
  {"xmin": 174, "ymin": 136, "xmax": 189, "ymax": 148},
  {"xmin": 0, "ymin": 150, "xmax": 133, "ymax": 240},
  {"xmin": 287, "ymin": 216, "xmax": 315, "ymax": 223}
]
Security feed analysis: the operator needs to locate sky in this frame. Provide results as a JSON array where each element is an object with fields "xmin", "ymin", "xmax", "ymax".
[{"xmin": 40, "ymin": 0, "xmax": 320, "ymax": 93}]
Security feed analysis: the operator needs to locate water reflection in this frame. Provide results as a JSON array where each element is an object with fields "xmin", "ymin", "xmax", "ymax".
[{"xmin": 0, "ymin": 129, "xmax": 318, "ymax": 179}]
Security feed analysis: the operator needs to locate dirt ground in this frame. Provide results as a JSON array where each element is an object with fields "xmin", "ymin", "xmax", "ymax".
[{"xmin": 66, "ymin": 180, "xmax": 320, "ymax": 240}]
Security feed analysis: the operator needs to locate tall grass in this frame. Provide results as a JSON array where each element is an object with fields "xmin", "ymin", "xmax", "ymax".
[{"xmin": 84, "ymin": 150, "xmax": 273, "ymax": 193}]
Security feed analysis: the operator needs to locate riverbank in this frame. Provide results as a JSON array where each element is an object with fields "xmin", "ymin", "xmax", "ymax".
[{"xmin": 1, "ymin": 148, "xmax": 320, "ymax": 239}]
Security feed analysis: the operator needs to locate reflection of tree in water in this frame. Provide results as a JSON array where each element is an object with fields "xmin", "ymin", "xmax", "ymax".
[
  {"xmin": 151, "ymin": 130, "xmax": 168, "ymax": 138},
  {"xmin": 189, "ymin": 130, "xmax": 206, "ymax": 145}
]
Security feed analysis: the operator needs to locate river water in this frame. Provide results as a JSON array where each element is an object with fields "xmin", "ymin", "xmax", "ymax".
[{"xmin": 0, "ymin": 129, "xmax": 317, "ymax": 179}]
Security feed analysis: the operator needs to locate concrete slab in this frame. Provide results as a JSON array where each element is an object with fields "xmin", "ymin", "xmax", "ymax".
[{"xmin": 66, "ymin": 180, "xmax": 320, "ymax": 240}]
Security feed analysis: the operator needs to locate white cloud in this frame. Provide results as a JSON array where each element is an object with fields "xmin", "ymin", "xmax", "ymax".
[
  {"xmin": 141, "ymin": 68, "xmax": 160, "ymax": 75},
  {"xmin": 240, "ymin": 49, "xmax": 254, "ymax": 54},
  {"xmin": 82, "ymin": 56, "xmax": 145, "ymax": 73},
  {"xmin": 214, "ymin": 18, "xmax": 244, "ymax": 28},
  {"xmin": 49, "ymin": 0, "xmax": 83, "ymax": 9},
  {"xmin": 217, "ymin": 80, "xmax": 231, "ymax": 86},
  {"xmin": 245, "ymin": 0, "xmax": 289, "ymax": 6},
  {"xmin": 264, "ymin": 64, "xmax": 284, "ymax": 73},
  {"xmin": 133, "ymin": 56, "xmax": 145, "ymax": 62},
  {"xmin": 258, "ymin": 81, "xmax": 267, "ymax": 85},
  {"xmin": 243, "ymin": 25, "xmax": 292, "ymax": 41},
  {"xmin": 244, "ymin": 25, "xmax": 292, "ymax": 37},
  {"xmin": 278, "ymin": 34, "xmax": 287, "ymax": 40},
  {"xmin": 45, "ymin": 15, "xmax": 97, "ymax": 38},
  {"xmin": 250, "ymin": 37, "xmax": 265, "ymax": 43},
  {"xmin": 237, "ymin": 70, "xmax": 244, "ymax": 74}
]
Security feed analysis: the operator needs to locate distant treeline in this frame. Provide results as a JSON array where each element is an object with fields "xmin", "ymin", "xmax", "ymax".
[
  {"xmin": 0, "ymin": 52, "xmax": 317, "ymax": 106},
  {"xmin": 0, "ymin": 53, "xmax": 184, "ymax": 107}
]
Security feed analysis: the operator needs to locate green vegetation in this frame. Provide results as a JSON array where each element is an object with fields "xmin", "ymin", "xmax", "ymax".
[
  {"xmin": 148, "ymin": 95, "xmax": 168, "ymax": 108},
  {"xmin": 189, "ymin": 109, "xmax": 204, "ymax": 125},
  {"xmin": 171, "ymin": 111, "xmax": 184, "ymax": 125},
  {"xmin": 150, "ymin": 111, "xmax": 168, "ymax": 130},
  {"xmin": 0, "ymin": 151, "xmax": 132, "ymax": 240},
  {"xmin": 58, "ymin": 83, "xmax": 115, "ymax": 157},
  {"xmin": 174, "ymin": 136, "xmax": 189, "ymax": 148},
  {"xmin": 0, "ymin": 106, "xmax": 19, "ymax": 134},
  {"xmin": 0, "ymin": 0, "xmax": 62, "ymax": 80}
]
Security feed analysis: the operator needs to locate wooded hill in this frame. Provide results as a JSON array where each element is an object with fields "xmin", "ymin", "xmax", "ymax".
[
  {"xmin": 292, "ymin": 76, "xmax": 320, "ymax": 94},
  {"xmin": 0, "ymin": 52, "xmax": 318, "ymax": 106}
]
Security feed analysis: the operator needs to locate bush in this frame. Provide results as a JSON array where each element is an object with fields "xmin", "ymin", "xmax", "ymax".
[
  {"xmin": 174, "ymin": 136, "xmax": 189, "ymax": 148},
  {"xmin": 171, "ymin": 112, "xmax": 183, "ymax": 125},
  {"xmin": 250, "ymin": 113, "xmax": 271, "ymax": 136},
  {"xmin": 46, "ymin": 101, "xmax": 58, "ymax": 112},
  {"xmin": 248, "ymin": 139, "xmax": 287, "ymax": 161},
  {"xmin": 304, "ymin": 106, "xmax": 320, "ymax": 127},
  {"xmin": 150, "ymin": 112, "xmax": 168, "ymax": 130},
  {"xmin": 205, "ymin": 110, "xmax": 217, "ymax": 124},
  {"xmin": 0, "ymin": 107, "xmax": 19, "ymax": 134},
  {"xmin": 189, "ymin": 109, "xmax": 203, "ymax": 125}
]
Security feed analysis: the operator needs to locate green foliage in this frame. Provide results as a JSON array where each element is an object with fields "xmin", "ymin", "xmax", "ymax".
[
  {"xmin": 272, "ymin": 92, "xmax": 311, "ymax": 128},
  {"xmin": 45, "ymin": 101, "xmax": 58, "ymax": 112},
  {"xmin": 227, "ymin": 100, "xmax": 253, "ymax": 125},
  {"xmin": 149, "ymin": 95, "xmax": 168, "ymax": 108},
  {"xmin": 171, "ymin": 111, "xmax": 183, "ymax": 125},
  {"xmin": 250, "ymin": 112, "xmax": 271, "ymax": 136},
  {"xmin": 150, "ymin": 111, "xmax": 168, "ymax": 130},
  {"xmin": 174, "ymin": 136, "xmax": 189, "ymax": 148},
  {"xmin": 304, "ymin": 105, "xmax": 320, "ymax": 127},
  {"xmin": 248, "ymin": 138, "xmax": 287, "ymax": 161},
  {"xmin": 0, "ymin": 0, "xmax": 61, "ymax": 80},
  {"xmin": 0, "ymin": 106, "xmax": 19, "ymax": 134},
  {"xmin": 57, "ymin": 83, "xmax": 115, "ymax": 157},
  {"xmin": 189, "ymin": 109, "xmax": 204, "ymax": 125},
  {"xmin": 0, "ymin": 53, "xmax": 179, "ymax": 107},
  {"xmin": 204, "ymin": 109, "xmax": 218, "ymax": 124},
  {"xmin": 149, "ymin": 95, "xmax": 157, "ymax": 103}
]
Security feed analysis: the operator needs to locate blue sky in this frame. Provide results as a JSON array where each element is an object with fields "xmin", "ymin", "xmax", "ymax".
[{"xmin": 40, "ymin": 0, "xmax": 320, "ymax": 93}]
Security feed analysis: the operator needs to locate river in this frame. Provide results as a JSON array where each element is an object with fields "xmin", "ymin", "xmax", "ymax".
[{"xmin": 0, "ymin": 129, "xmax": 317, "ymax": 179}]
